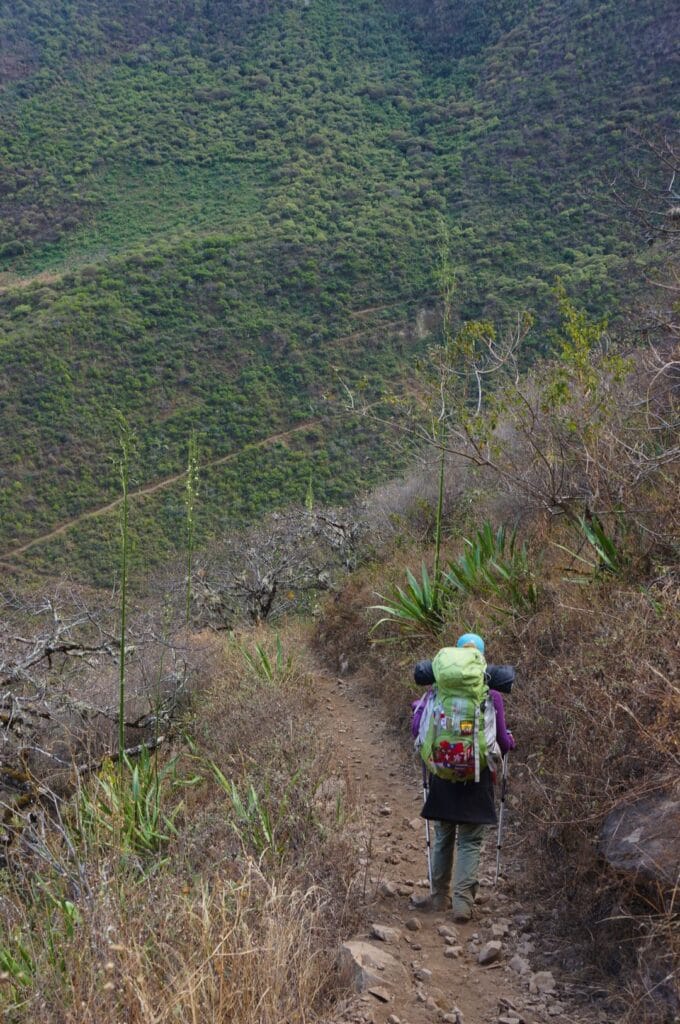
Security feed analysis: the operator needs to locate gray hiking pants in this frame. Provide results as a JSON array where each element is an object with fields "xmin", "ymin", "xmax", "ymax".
[{"xmin": 431, "ymin": 820, "xmax": 485, "ymax": 917}]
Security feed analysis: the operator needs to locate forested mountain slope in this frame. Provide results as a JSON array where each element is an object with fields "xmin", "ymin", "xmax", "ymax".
[{"xmin": 0, "ymin": 0, "xmax": 677, "ymax": 583}]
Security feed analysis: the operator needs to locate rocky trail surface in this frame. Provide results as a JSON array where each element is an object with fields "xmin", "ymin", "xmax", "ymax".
[{"xmin": 318, "ymin": 669, "xmax": 605, "ymax": 1024}]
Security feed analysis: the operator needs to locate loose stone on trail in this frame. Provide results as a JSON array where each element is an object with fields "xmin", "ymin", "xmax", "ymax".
[
  {"xmin": 338, "ymin": 940, "xmax": 406, "ymax": 992},
  {"xmin": 529, "ymin": 970, "xmax": 556, "ymax": 995},
  {"xmin": 378, "ymin": 880, "xmax": 397, "ymax": 897},
  {"xmin": 367, "ymin": 986, "xmax": 391, "ymax": 1003},
  {"xmin": 443, "ymin": 946, "xmax": 462, "ymax": 958},
  {"xmin": 478, "ymin": 940, "xmax": 503, "ymax": 965},
  {"xmin": 509, "ymin": 954, "xmax": 531, "ymax": 975},
  {"xmin": 369, "ymin": 923, "xmax": 401, "ymax": 944}
]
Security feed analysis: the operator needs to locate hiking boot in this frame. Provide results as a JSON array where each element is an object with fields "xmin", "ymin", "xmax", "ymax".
[
  {"xmin": 412, "ymin": 893, "xmax": 450, "ymax": 912},
  {"xmin": 452, "ymin": 908, "xmax": 472, "ymax": 923},
  {"xmin": 451, "ymin": 899, "xmax": 473, "ymax": 923}
]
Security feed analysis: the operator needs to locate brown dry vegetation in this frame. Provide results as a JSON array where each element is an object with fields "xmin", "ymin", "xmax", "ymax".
[{"xmin": 0, "ymin": 623, "xmax": 358, "ymax": 1023}]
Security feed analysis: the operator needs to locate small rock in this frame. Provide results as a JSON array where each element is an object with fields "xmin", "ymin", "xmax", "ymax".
[
  {"xmin": 498, "ymin": 1017, "xmax": 522, "ymax": 1024},
  {"xmin": 398, "ymin": 885, "xmax": 414, "ymax": 896},
  {"xmin": 409, "ymin": 816, "xmax": 422, "ymax": 831},
  {"xmin": 547, "ymin": 1003, "xmax": 564, "ymax": 1016},
  {"xmin": 339, "ymin": 940, "xmax": 407, "ymax": 993},
  {"xmin": 443, "ymin": 1011, "xmax": 464, "ymax": 1024},
  {"xmin": 509, "ymin": 954, "xmax": 531, "ymax": 975},
  {"xmin": 368, "ymin": 986, "xmax": 391, "ymax": 1003},
  {"xmin": 379, "ymin": 805, "xmax": 392, "ymax": 816},
  {"xmin": 379, "ymin": 880, "xmax": 398, "ymax": 898},
  {"xmin": 425, "ymin": 996, "xmax": 438, "ymax": 1011},
  {"xmin": 370, "ymin": 924, "xmax": 401, "ymax": 944},
  {"xmin": 437, "ymin": 924, "xmax": 458, "ymax": 939},
  {"xmin": 529, "ymin": 971, "xmax": 556, "ymax": 996},
  {"xmin": 478, "ymin": 940, "xmax": 503, "ymax": 965},
  {"xmin": 405, "ymin": 917, "xmax": 422, "ymax": 932},
  {"xmin": 443, "ymin": 946, "xmax": 461, "ymax": 959},
  {"xmin": 387, "ymin": 1016, "xmax": 401, "ymax": 1024},
  {"xmin": 491, "ymin": 922, "xmax": 510, "ymax": 939},
  {"xmin": 414, "ymin": 967, "xmax": 432, "ymax": 982},
  {"xmin": 415, "ymin": 988, "xmax": 427, "ymax": 1003}
]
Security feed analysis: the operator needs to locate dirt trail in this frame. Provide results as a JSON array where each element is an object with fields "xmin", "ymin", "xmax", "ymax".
[
  {"xmin": 0, "ymin": 420, "xmax": 317, "ymax": 563},
  {"xmin": 318, "ymin": 669, "xmax": 597, "ymax": 1024}
]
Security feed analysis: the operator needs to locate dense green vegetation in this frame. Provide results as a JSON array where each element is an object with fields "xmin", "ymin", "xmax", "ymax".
[{"xmin": 0, "ymin": 0, "xmax": 677, "ymax": 581}]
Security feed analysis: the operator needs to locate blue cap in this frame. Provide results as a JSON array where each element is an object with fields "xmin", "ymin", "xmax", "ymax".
[{"xmin": 456, "ymin": 633, "xmax": 485, "ymax": 655}]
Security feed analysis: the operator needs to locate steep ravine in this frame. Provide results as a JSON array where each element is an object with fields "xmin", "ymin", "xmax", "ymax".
[{"xmin": 317, "ymin": 666, "xmax": 605, "ymax": 1024}]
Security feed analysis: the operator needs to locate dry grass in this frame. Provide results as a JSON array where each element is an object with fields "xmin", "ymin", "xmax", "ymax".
[
  {"xmin": 0, "ymin": 621, "xmax": 358, "ymax": 1023},
  {"xmin": 15, "ymin": 863, "xmax": 333, "ymax": 1024}
]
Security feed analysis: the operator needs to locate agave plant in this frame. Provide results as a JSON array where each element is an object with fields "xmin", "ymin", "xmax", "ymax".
[
  {"xmin": 211, "ymin": 762, "xmax": 300, "ymax": 860},
  {"xmin": 371, "ymin": 563, "xmax": 448, "ymax": 641},
  {"xmin": 553, "ymin": 514, "xmax": 626, "ymax": 581},
  {"xmin": 445, "ymin": 522, "xmax": 537, "ymax": 612},
  {"xmin": 76, "ymin": 749, "xmax": 184, "ymax": 858},
  {"xmin": 240, "ymin": 633, "xmax": 293, "ymax": 684}
]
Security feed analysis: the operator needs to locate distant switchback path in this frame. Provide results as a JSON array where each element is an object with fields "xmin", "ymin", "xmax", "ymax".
[{"xmin": 0, "ymin": 420, "xmax": 318, "ymax": 563}]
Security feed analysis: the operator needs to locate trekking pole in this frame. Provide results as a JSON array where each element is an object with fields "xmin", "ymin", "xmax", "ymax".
[
  {"xmin": 494, "ymin": 752, "xmax": 510, "ymax": 886},
  {"xmin": 422, "ymin": 763, "xmax": 433, "ymax": 894}
]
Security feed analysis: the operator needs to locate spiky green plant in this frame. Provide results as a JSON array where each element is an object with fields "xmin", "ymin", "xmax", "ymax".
[
  {"xmin": 444, "ymin": 521, "xmax": 537, "ymax": 611},
  {"xmin": 240, "ymin": 634, "xmax": 293, "ymax": 685},
  {"xmin": 578, "ymin": 515, "xmax": 624, "ymax": 574},
  {"xmin": 553, "ymin": 514, "xmax": 626, "ymax": 581},
  {"xmin": 372, "ymin": 563, "xmax": 449, "ymax": 641},
  {"xmin": 0, "ymin": 935, "xmax": 34, "ymax": 991},
  {"xmin": 210, "ymin": 763, "xmax": 300, "ymax": 859},
  {"xmin": 76, "ymin": 749, "xmax": 183, "ymax": 858}
]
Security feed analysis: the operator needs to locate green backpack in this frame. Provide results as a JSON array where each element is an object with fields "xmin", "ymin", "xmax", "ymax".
[{"xmin": 420, "ymin": 646, "xmax": 499, "ymax": 783}]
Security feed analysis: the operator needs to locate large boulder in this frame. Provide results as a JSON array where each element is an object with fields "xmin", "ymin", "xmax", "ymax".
[{"xmin": 600, "ymin": 791, "xmax": 680, "ymax": 887}]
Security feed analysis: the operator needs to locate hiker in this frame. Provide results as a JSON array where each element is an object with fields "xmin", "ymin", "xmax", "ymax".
[{"xmin": 414, "ymin": 633, "xmax": 515, "ymax": 922}]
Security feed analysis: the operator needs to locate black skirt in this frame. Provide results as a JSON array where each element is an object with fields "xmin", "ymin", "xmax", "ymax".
[{"xmin": 421, "ymin": 768, "xmax": 497, "ymax": 825}]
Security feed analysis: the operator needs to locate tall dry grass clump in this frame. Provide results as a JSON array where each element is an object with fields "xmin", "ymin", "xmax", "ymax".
[
  {"xmin": 0, "ymin": 622, "xmax": 357, "ymax": 1023},
  {"xmin": 5, "ymin": 863, "xmax": 331, "ymax": 1024}
]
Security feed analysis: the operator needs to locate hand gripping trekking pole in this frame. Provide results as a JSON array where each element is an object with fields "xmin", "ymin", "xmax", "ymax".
[
  {"xmin": 422, "ymin": 763, "xmax": 433, "ymax": 894},
  {"xmin": 494, "ymin": 752, "xmax": 509, "ymax": 886}
]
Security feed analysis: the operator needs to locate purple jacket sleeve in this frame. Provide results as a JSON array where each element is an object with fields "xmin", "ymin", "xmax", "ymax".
[{"xmin": 491, "ymin": 690, "xmax": 515, "ymax": 754}]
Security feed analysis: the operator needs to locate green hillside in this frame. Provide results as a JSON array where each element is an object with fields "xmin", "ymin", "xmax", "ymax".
[{"xmin": 0, "ymin": 0, "xmax": 677, "ymax": 582}]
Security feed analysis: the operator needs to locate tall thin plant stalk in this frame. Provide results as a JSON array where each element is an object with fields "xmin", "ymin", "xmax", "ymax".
[
  {"xmin": 432, "ymin": 438, "xmax": 445, "ymax": 585},
  {"xmin": 116, "ymin": 418, "xmax": 134, "ymax": 765},
  {"xmin": 184, "ymin": 433, "xmax": 199, "ymax": 625},
  {"xmin": 305, "ymin": 469, "xmax": 314, "ymax": 513},
  {"xmin": 432, "ymin": 222, "xmax": 455, "ymax": 591}
]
